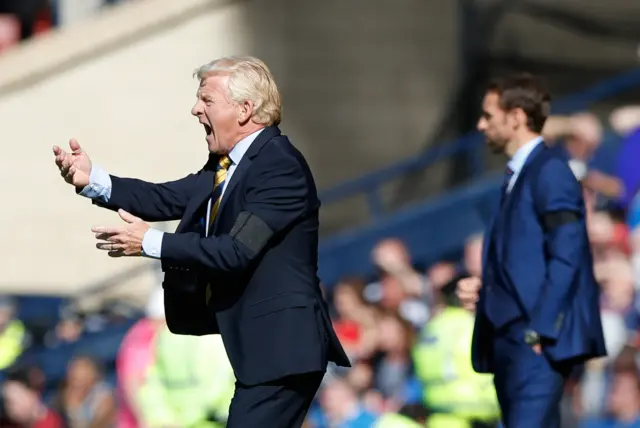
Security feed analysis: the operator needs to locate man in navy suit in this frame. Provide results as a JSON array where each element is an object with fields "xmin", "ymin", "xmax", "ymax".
[
  {"xmin": 456, "ymin": 73, "xmax": 606, "ymax": 427},
  {"xmin": 53, "ymin": 56, "xmax": 350, "ymax": 427}
]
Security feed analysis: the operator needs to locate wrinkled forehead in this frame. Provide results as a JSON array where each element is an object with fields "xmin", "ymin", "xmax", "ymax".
[{"xmin": 197, "ymin": 72, "xmax": 231, "ymax": 90}]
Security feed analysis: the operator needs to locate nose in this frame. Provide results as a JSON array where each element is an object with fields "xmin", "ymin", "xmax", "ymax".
[
  {"xmin": 477, "ymin": 118, "xmax": 487, "ymax": 132},
  {"xmin": 191, "ymin": 101, "xmax": 202, "ymax": 117}
]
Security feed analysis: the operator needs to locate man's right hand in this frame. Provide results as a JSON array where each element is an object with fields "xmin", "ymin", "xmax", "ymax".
[
  {"xmin": 53, "ymin": 139, "xmax": 92, "ymax": 189},
  {"xmin": 456, "ymin": 276, "xmax": 482, "ymax": 312}
]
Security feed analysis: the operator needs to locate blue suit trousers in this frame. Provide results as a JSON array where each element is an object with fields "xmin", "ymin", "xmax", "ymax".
[{"xmin": 492, "ymin": 319, "xmax": 571, "ymax": 428}]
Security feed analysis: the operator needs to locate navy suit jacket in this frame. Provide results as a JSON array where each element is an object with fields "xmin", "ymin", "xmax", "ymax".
[
  {"xmin": 94, "ymin": 126, "xmax": 350, "ymax": 385},
  {"xmin": 471, "ymin": 143, "xmax": 606, "ymax": 374}
]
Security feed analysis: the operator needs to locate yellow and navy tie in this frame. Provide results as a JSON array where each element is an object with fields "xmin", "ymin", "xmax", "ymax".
[
  {"xmin": 206, "ymin": 155, "xmax": 232, "ymax": 305},
  {"xmin": 208, "ymin": 155, "xmax": 232, "ymax": 233}
]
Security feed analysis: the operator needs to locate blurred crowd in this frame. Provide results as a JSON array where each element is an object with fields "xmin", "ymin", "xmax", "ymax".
[
  {"xmin": 0, "ymin": 103, "xmax": 636, "ymax": 427},
  {"xmin": 0, "ymin": 0, "xmax": 132, "ymax": 54},
  {"xmin": 0, "ymin": 27, "xmax": 637, "ymax": 422}
]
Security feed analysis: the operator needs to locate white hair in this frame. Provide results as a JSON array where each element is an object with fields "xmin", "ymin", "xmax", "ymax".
[{"xmin": 194, "ymin": 55, "xmax": 281, "ymax": 126}]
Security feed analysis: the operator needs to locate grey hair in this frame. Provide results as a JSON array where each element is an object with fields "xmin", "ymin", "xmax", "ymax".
[{"xmin": 194, "ymin": 56, "xmax": 281, "ymax": 126}]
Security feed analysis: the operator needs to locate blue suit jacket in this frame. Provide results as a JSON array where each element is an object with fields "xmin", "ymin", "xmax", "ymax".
[
  {"xmin": 93, "ymin": 126, "xmax": 350, "ymax": 385},
  {"xmin": 471, "ymin": 143, "xmax": 606, "ymax": 374}
]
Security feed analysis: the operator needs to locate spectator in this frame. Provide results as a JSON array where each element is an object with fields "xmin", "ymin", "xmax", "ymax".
[
  {"xmin": 581, "ymin": 349, "xmax": 640, "ymax": 427},
  {"xmin": 374, "ymin": 403, "xmax": 429, "ymax": 427},
  {"xmin": 316, "ymin": 377, "xmax": 378, "ymax": 427},
  {"xmin": 115, "ymin": 285, "xmax": 165, "ymax": 428},
  {"xmin": 462, "ymin": 234, "xmax": 483, "ymax": 278},
  {"xmin": 426, "ymin": 261, "xmax": 457, "ymax": 291},
  {"xmin": 0, "ymin": 12, "xmax": 19, "ymax": 53},
  {"xmin": 373, "ymin": 312, "xmax": 415, "ymax": 410},
  {"xmin": 331, "ymin": 277, "xmax": 378, "ymax": 361},
  {"xmin": 54, "ymin": 355, "xmax": 115, "ymax": 428},
  {"xmin": 48, "ymin": 314, "xmax": 84, "ymax": 347},
  {"xmin": 1, "ymin": 365, "xmax": 63, "ymax": 428},
  {"xmin": 0, "ymin": 296, "xmax": 28, "ymax": 370},
  {"xmin": 544, "ymin": 112, "xmax": 624, "ymax": 200},
  {"xmin": 632, "ymin": 229, "xmax": 640, "ymax": 293},
  {"xmin": 368, "ymin": 239, "xmax": 431, "ymax": 328},
  {"xmin": 413, "ymin": 277, "xmax": 499, "ymax": 427},
  {"xmin": 135, "ymin": 322, "xmax": 235, "ymax": 427},
  {"xmin": 0, "ymin": 0, "xmax": 49, "ymax": 41},
  {"xmin": 608, "ymin": 106, "xmax": 640, "ymax": 209}
]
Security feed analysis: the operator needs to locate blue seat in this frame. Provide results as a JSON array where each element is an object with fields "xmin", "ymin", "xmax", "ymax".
[
  {"xmin": 15, "ymin": 295, "xmax": 67, "ymax": 326},
  {"xmin": 21, "ymin": 320, "xmax": 137, "ymax": 387}
]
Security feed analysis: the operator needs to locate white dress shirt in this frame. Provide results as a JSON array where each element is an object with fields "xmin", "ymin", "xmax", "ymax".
[
  {"xmin": 79, "ymin": 128, "xmax": 264, "ymax": 259},
  {"xmin": 505, "ymin": 136, "xmax": 543, "ymax": 193}
]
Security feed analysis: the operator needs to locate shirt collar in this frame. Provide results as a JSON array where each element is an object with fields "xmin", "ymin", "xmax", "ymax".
[
  {"xmin": 507, "ymin": 136, "xmax": 543, "ymax": 175},
  {"xmin": 228, "ymin": 128, "xmax": 264, "ymax": 165}
]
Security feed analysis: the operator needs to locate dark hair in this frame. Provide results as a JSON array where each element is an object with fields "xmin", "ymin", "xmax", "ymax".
[
  {"xmin": 398, "ymin": 403, "xmax": 430, "ymax": 422},
  {"xmin": 487, "ymin": 73, "xmax": 551, "ymax": 133},
  {"xmin": 4, "ymin": 365, "xmax": 41, "ymax": 392},
  {"xmin": 440, "ymin": 274, "xmax": 468, "ymax": 307}
]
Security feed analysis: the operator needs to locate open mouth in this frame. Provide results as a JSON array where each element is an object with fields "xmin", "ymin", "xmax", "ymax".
[{"xmin": 203, "ymin": 124, "xmax": 212, "ymax": 135}]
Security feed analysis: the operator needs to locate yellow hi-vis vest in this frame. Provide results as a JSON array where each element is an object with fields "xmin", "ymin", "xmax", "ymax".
[
  {"xmin": 136, "ymin": 327, "xmax": 235, "ymax": 427},
  {"xmin": 413, "ymin": 307, "xmax": 500, "ymax": 422},
  {"xmin": 374, "ymin": 412, "xmax": 423, "ymax": 428},
  {"xmin": 0, "ymin": 321, "xmax": 25, "ymax": 370}
]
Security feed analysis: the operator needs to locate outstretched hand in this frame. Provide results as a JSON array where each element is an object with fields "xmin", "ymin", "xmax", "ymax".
[
  {"xmin": 93, "ymin": 209, "xmax": 150, "ymax": 257},
  {"xmin": 53, "ymin": 138, "xmax": 92, "ymax": 188}
]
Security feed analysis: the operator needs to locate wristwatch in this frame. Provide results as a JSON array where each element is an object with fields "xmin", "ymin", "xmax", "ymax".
[{"xmin": 524, "ymin": 329, "xmax": 541, "ymax": 346}]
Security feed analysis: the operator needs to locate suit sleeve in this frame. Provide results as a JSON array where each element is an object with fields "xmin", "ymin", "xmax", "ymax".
[
  {"xmin": 529, "ymin": 158, "xmax": 586, "ymax": 340},
  {"xmin": 92, "ymin": 174, "xmax": 200, "ymax": 222},
  {"xmin": 159, "ymin": 151, "xmax": 308, "ymax": 272}
]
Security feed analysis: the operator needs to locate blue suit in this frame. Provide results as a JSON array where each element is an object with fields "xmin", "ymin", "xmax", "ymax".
[{"xmin": 471, "ymin": 141, "xmax": 606, "ymax": 427}]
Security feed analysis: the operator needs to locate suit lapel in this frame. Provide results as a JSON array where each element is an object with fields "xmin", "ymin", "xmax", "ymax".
[
  {"xmin": 481, "ymin": 193, "xmax": 500, "ymax": 274},
  {"xmin": 212, "ymin": 126, "xmax": 281, "ymax": 233},
  {"xmin": 213, "ymin": 156, "xmax": 253, "ymax": 233},
  {"xmin": 496, "ymin": 142, "xmax": 548, "ymax": 261},
  {"xmin": 177, "ymin": 155, "xmax": 220, "ymax": 232}
]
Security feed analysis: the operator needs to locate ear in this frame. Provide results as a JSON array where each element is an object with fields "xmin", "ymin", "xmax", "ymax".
[
  {"xmin": 237, "ymin": 100, "xmax": 255, "ymax": 125},
  {"xmin": 511, "ymin": 108, "xmax": 527, "ymax": 129}
]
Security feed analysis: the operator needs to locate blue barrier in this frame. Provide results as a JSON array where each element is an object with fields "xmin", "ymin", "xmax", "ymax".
[
  {"xmin": 318, "ymin": 172, "xmax": 503, "ymax": 285},
  {"xmin": 318, "ymin": 68, "xmax": 640, "ymax": 219},
  {"xmin": 15, "ymin": 296, "xmax": 67, "ymax": 326}
]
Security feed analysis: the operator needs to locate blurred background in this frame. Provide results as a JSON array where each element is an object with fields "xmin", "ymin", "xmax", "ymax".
[{"xmin": 0, "ymin": 0, "xmax": 640, "ymax": 426}]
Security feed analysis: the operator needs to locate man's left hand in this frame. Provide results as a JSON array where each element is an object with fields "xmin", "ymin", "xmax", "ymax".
[{"xmin": 92, "ymin": 209, "xmax": 149, "ymax": 257}]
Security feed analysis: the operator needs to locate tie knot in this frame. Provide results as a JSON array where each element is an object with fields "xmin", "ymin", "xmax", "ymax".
[{"xmin": 218, "ymin": 156, "xmax": 232, "ymax": 171}]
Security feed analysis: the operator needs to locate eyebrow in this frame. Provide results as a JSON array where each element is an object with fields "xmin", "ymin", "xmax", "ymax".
[{"xmin": 196, "ymin": 91, "xmax": 213, "ymax": 101}]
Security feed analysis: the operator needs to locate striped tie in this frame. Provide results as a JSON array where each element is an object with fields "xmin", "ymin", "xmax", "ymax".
[
  {"xmin": 206, "ymin": 155, "xmax": 231, "ymax": 306},
  {"xmin": 208, "ymin": 155, "xmax": 232, "ymax": 233},
  {"xmin": 500, "ymin": 166, "xmax": 514, "ymax": 206}
]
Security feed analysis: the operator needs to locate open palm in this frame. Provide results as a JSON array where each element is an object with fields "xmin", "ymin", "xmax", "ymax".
[{"xmin": 53, "ymin": 138, "xmax": 92, "ymax": 188}]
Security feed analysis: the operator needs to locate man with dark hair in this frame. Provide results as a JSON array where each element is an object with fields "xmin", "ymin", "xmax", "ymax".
[{"xmin": 456, "ymin": 73, "xmax": 606, "ymax": 427}]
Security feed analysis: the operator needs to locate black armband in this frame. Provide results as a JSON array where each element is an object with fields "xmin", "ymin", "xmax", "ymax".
[
  {"xmin": 541, "ymin": 210, "xmax": 580, "ymax": 230},
  {"xmin": 230, "ymin": 211, "xmax": 274, "ymax": 257}
]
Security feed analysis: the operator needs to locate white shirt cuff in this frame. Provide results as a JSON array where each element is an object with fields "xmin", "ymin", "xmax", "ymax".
[
  {"xmin": 78, "ymin": 165, "xmax": 112, "ymax": 201},
  {"xmin": 142, "ymin": 228, "xmax": 164, "ymax": 259}
]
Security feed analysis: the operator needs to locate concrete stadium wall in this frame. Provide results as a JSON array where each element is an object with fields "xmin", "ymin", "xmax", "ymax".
[{"xmin": 0, "ymin": 0, "xmax": 460, "ymax": 297}]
